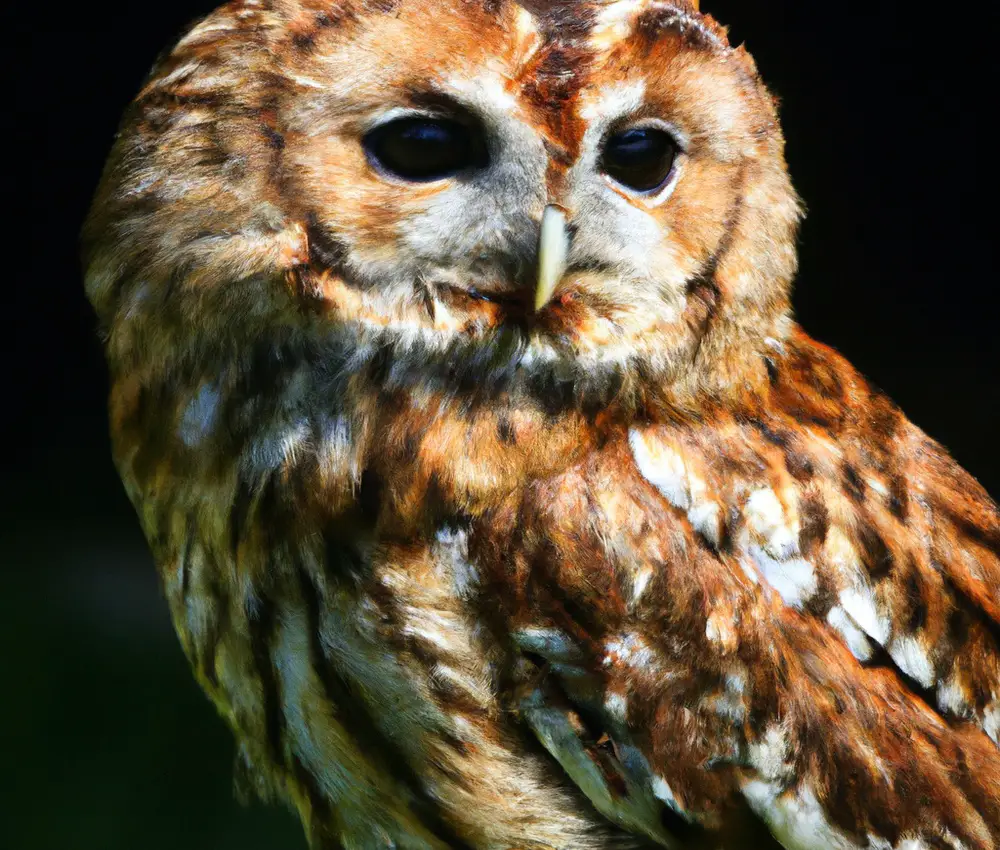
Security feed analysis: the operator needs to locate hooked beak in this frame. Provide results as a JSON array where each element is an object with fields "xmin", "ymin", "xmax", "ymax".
[{"xmin": 534, "ymin": 205, "xmax": 570, "ymax": 312}]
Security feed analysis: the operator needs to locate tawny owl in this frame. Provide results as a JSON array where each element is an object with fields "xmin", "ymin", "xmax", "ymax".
[{"xmin": 82, "ymin": 0, "xmax": 1000, "ymax": 848}]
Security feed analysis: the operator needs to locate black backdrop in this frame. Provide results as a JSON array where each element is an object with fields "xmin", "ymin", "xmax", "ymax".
[{"xmin": 5, "ymin": 3, "xmax": 997, "ymax": 849}]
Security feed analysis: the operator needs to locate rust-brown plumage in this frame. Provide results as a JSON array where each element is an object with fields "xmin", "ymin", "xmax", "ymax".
[{"xmin": 84, "ymin": 1, "xmax": 999, "ymax": 848}]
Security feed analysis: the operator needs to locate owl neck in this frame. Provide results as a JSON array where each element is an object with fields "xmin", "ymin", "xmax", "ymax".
[{"xmin": 102, "ymin": 280, "xmax": 797, "ymax": 549}]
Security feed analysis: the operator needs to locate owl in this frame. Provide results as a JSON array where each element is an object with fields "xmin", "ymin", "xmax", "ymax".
[{"xmin": 82, "ymin": 0, "xmax": 1000, "ymax": 848}]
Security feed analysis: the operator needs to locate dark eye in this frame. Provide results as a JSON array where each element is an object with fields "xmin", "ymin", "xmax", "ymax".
[
  {"xmin": 600, "ymin": 126, "xmax": 678, "ymax": 193},
  {"xmin": 363, "ymin": 117, "xmax": 488, "ymax": 182}
]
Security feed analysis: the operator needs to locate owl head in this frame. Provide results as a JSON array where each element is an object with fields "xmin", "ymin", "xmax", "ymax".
[{"xmin": 84, "ymin": 0, "xmax": 801, "ymax": 414}]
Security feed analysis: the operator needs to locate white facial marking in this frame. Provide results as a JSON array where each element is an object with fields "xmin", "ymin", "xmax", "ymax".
[
  {"xmin": 629, "ymin": 429, "xmax": 690, "ymax": 509},
  {"xmin": 887, "ymin": 635, "xmax": 935, "ymax": 690},
  {"xmin": 445, "ymin": 72, "xmax": 518, "ymax": 114},
  {"xmin": 579, "ymin": 80, "xmax": 646, "ymax": 124},
  {"xmin": 589, "ymin": 0, "xmax": 643, "ymax": 51},
  {"xmin": 512, "ymin": 4, "xmax": 542, "ymax": 65},
  {"xmin": 571, "ymin": 79, "xmax": 690, "ymax": 273},
  {"xmin": 826, "ymin": 605, "xmax": 875, "ymax": 662}
]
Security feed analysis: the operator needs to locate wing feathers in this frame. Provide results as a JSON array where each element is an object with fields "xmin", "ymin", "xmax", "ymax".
[{"xmin": 492, "ymin": 329, "xmax": 999, "ymax": 848}]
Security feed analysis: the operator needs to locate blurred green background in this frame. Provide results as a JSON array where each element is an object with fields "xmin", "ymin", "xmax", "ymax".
[
  {"xmin": 7, "ymin": 11, "xmax": 307, "ymax": 846},
  {"xmin": 3, "ymin": 487, "xmax": 304, "ymax": 850},
  {"xmin": 6, "ymin": 2, "xmax": 995, "ymax": 850}
]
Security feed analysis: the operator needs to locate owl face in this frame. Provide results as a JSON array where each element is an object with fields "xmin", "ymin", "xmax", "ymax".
[{"xmin": 85, "ymin": 0, "xmax": 802, "ymax": 409}]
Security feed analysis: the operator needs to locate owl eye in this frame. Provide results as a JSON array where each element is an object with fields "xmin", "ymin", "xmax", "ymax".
[
  {"xmin": 364, "ymin": 117, "xmax": 488, "ymax": 182},
  {"xmin": 600, "ymin": 127, "xmax": 678, "ymax": 194}
]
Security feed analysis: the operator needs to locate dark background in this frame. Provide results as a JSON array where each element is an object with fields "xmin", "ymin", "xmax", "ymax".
[{"xmin": 5, "ymin": 2, "xmax": 996, "ymax": 849}]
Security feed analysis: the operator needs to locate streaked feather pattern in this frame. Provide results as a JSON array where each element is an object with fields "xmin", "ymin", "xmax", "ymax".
[{"xmin": 84, "ymin": 0, "xmax": 999, "ymax": 847}]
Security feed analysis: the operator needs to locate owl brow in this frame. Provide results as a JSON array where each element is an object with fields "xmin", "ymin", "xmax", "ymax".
[
  {"xmin": 398, "ymin": 88, "xmax": 484, "ymax": 121},
  {"xmin": 632, "ymin": 3, "xmax": 727, "ymax": 51},
  {"xmin": 362, "ymin": 0, "xmax": 403, "ymax": 12},
  {"xmin": 527, "ymin": 1, "xmax": 600, "ymax": 41}
]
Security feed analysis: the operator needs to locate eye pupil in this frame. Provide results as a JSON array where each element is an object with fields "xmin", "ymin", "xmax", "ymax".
[
  {"xmin": 364, "ymin": 117, "xmax": 487, "ymax": 182},
  {"xmin": 601, "ymin": 127, "xmax": 677, "ymax": 193}
]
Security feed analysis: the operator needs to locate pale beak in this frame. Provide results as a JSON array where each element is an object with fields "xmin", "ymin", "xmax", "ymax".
[{"xmin": 534, "ymin": 204, "xmax": 570, "ymax": 312}]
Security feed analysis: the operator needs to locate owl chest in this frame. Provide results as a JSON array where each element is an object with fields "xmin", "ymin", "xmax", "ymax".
[
  {"xmin": 312, "ymin": 445, "xmax": 681, "ymax": 849},
  {"xmin": 150, "ymin": 384, "xmax": 710, "ymax": 848},
  {"xmin": 277, "ymin": 422, "xmax": 687, "ymax": 847}
]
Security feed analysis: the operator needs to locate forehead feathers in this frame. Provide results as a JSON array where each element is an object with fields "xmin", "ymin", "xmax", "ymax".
[
  {"xmin": 287, "ymin": 0, "xmax": 738, "ymax": 157},
  {"xmin": 148, "ymin": 0, "xmax": 739, "ymax": 154},
  {"xmin": 85, "ymin": 0, "xmax": 798, "ymax": 411},
  {"xmin": 87, "ymin": 0, "xmax": 762, "ymax": 275}
]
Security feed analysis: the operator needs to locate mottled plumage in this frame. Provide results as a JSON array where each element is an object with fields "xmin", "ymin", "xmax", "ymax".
[{"xmin": 84, "ymin": 1, "xmax": 999, "ymax": 848}]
